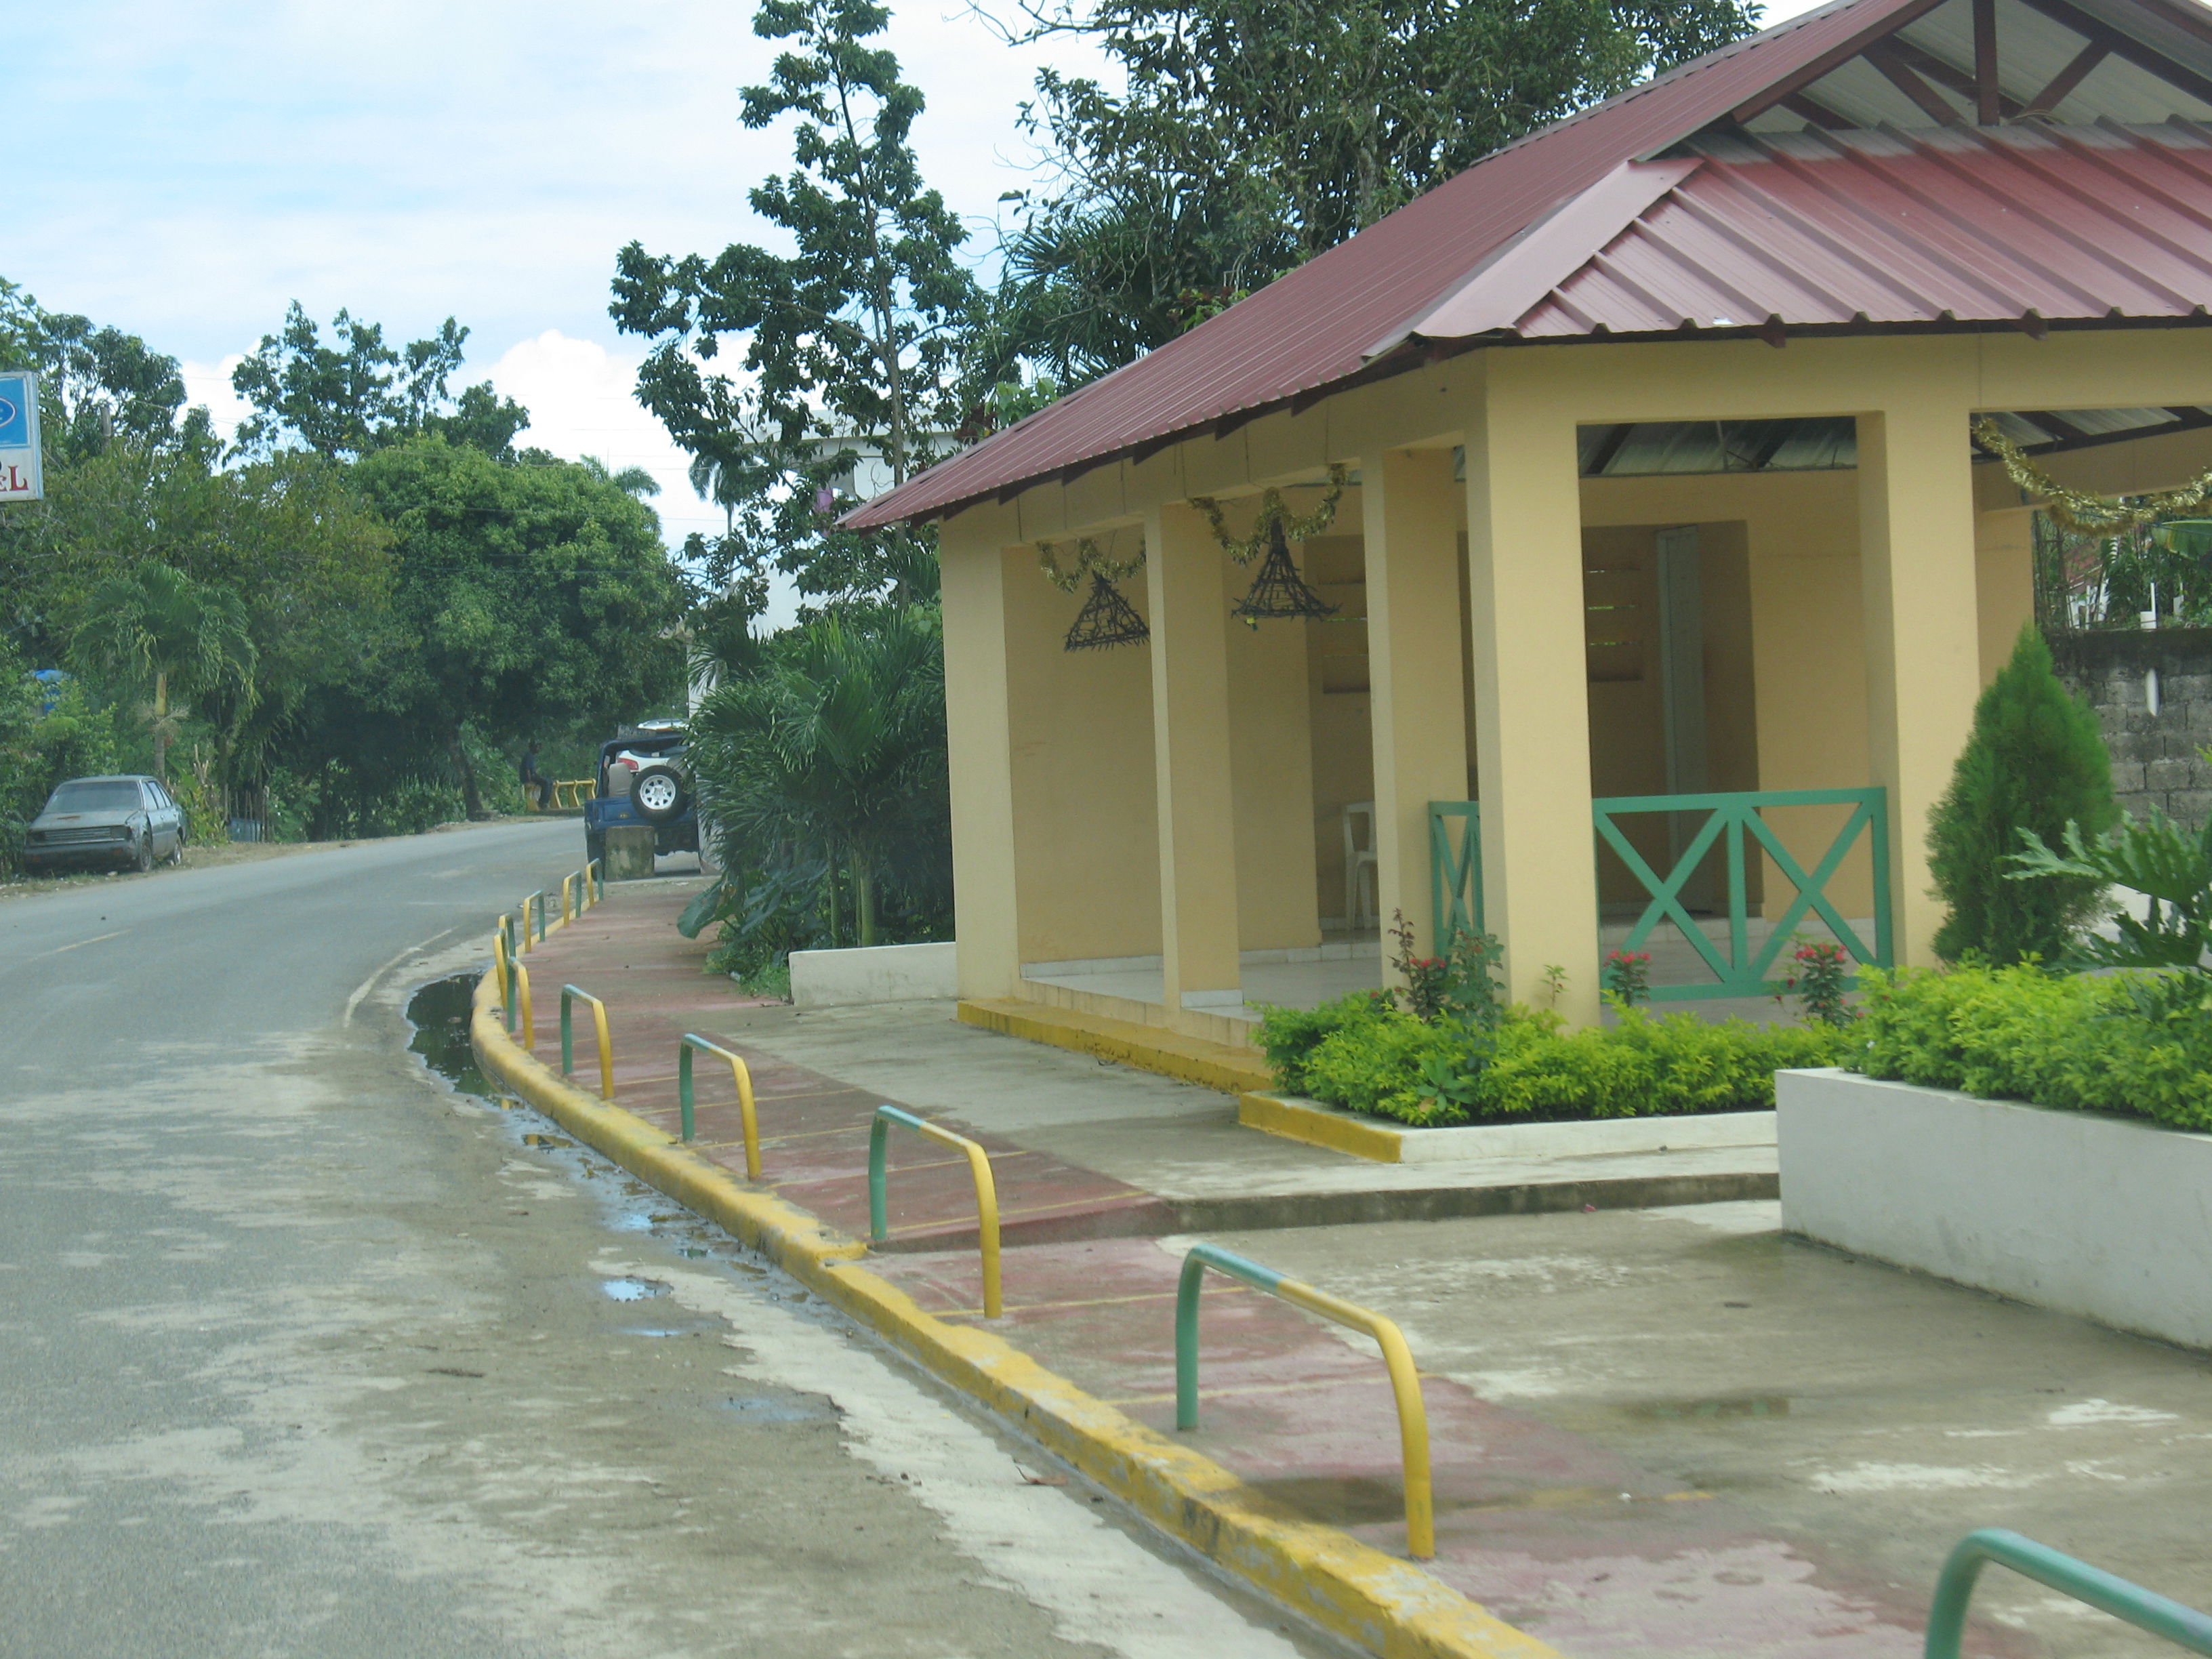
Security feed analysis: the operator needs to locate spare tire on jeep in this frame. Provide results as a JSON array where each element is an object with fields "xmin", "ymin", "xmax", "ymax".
[{"xmin": 631, "ymin": 761, "xmax": 688, "ymax": 824}]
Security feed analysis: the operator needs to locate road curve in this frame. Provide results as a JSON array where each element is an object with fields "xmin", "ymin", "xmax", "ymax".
[{"xmin": 0, "ymin": 823, "xmax": 1315, "ymax": 1659}]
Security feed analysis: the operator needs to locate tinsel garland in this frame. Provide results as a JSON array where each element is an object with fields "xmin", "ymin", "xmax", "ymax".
[
  {"xmin": 1036, "ymin": 535, "xmax": 1145, "ymax": 594},
  {"xmin": 1190, "ymin": 464, "xmax": 1351, "ymax": 564},
  {"xmin": 1972, "ymin": 416, "xmax": 2212, "ymax": 533}
]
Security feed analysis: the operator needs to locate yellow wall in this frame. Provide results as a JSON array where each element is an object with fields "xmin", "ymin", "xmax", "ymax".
[
  {"xmin": 1225, "ymin": 545, "xmax": 1324, "ymax": 951},
  {"xmin": 1301, "ymin": 534, "xmax": 1372, "ymax": 923},
  {"xmin": 1003, "ymin": 542, "xmax": 1162, "ymax": 965}
]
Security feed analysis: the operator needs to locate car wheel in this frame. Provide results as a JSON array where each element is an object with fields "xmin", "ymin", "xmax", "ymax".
[
  {"xmin": 631, "ymin": 763, "xmax": 687, "ymax": 824},
  {"xmin": 134, "ymin": 834, "xmax": 154, "ymax": 873},
  {"xmin": 165, "ymin": 829, "xmax": 184, "ymax": 865}
]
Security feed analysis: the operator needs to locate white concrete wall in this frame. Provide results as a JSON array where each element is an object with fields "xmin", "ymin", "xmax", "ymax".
[
  {"xmin": 789, "ymin": 941, "xmax": 958, "ymax": 1008},
  {"xmin": 1779, "ymin": 1069, "xmax": 2212, "ymax": 1350}
]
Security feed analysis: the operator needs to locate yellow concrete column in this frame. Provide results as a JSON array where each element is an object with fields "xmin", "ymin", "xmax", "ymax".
[
  {"xmin": 1859, "ymin": 404, "xmax": 1981, "ymax": 967},
  {"xmin": 939, "ymin": 532, "xmax": 1021, "ymax": 999},
  {"xmin": 1145, "ymin": 501, "xmax": 1242, "ymax": 1013},
  {"xmin": 1464, "ymin": 375, "xmax": 1603, "ymax": 1024},
  {"xmin": 1362, "ymin": 448, "xmax": 1469, "ymax": 968}
]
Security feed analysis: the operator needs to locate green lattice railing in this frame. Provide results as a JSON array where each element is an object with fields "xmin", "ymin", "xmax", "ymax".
[
  {"xmin": 1593, "ymin": 785, "xmax": 1891, "ymax": 1000},
  {"xmin": 1428, "ymin": 800, "xmax": 1482, "ymax": 944},
  {"xmin": 1429, "ymin": 788, "xmax": 1891, "ymax": 1000}
]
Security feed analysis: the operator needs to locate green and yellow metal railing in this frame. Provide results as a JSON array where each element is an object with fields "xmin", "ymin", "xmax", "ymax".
[
  {"xmin": 1176, "ymin": 1242, "xmax": 1433, "ymax": 1559},
  {"xmin": 869, "ymin": 1105, "xmax": 1001, "ymax": 1319},
  {"xmin": 1925, "ymin": 1529, "xmax": 2212, "ymax": 1657},
  {"xmin": 678, "ymin": 1034, "xmax": 759, "ymax": 1177},
  {"xmin": 560, "ymin": 985, "xmax": 614, "ymax": 1100}
]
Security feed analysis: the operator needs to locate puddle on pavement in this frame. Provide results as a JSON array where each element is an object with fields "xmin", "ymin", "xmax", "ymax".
[
  {"xmin": 407, "ymin": 972, "xmax": 491, "ymax": 1099},
  {"xmin": 1625, "ymin": 1395, "xmax": 1791, "ymax": 1422},
  {"xmin": 523, "ymin": 1132, "xmax": 575, "ymax": 1149},
  {"xmin": 721, "ymin": 1393, "xmax": 840, "ymax": 1425},
  {"xmin": 602, "ymin": 1277, "xmax": 672, "ymax": 1302}
]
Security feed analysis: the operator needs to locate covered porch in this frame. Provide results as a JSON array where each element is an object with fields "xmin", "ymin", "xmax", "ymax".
[{"xmin": 845, "ymin": 0, "xmax": 2212, "ymax": 1046}]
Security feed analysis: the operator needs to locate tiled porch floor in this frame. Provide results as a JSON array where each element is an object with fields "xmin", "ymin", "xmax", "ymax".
[{"xmin": 1021, "ymin": 915, "xmax": 1865, "ymax": 1027}]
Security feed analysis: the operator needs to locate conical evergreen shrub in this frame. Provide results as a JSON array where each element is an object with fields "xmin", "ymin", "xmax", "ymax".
[{"xmin": 1927, "ymin": 623, "xmax": 2118, "ymax": 964}]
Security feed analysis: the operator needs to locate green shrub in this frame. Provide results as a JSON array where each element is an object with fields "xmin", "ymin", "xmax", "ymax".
[
  {"xmin": 1927, "ymin": 624, "xmax": 2116, "ymax": 964},
  {"xmin": 1853, "ymin": 962, "xmax": 2212, "ymax": 1131},
  {"xmin": 1265, "ymin": 997, "xmax": 1843, "ymax": 1128},
  {"xmin": 1253, "ymin": 991, "xmax": 1393, "ymax": 1097}
]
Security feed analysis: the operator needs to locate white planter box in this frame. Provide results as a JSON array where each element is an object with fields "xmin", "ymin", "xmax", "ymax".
[
  {"xmin": 1778, "ymin": 1067, "xmax": 2212, "ymax": 1350},
  {"xmin": 790, "ymin": 941, "xmax": 958, "ymax": 1007},
  {"xmin": 1241, "ymin": 1090, "xmax": 1774, "ymax": 1164}
]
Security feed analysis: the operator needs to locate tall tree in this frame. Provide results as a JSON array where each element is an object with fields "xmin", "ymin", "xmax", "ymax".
[
  {"xmin": 611, "ymin": 0, "xmax": 978, "ymax": 606},
  {"xmin": 991, "ymin": 0, "xmax": 1762, "ymax": 382},
  {"xmin": 348, "ymin": 436, "xmax": 689, "ymax": 817},
  {"xmin": 230, "ymin": 303, "xmax": 530, "ymax": 461}
]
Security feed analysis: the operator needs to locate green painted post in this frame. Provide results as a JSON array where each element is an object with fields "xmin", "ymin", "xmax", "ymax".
[
  {"xmin": 560, "ymin": 989, "xmax": 575, "ymax": 1078},
  {"xmin": 1924, "ymin": 1529, "xmax": 2212, "ymax": 1659},
  {"xmin": 867, "ymin": 1113, "xmax": 891, "ymax": 1242},
  {"xmin": 678, "ymin": 1040, "xmax": 696, "ymax": 1142},
  {"xmin": 500, "ymin": 916, "xmax": 518, "ymax": 1028},
  {"xmin": 1176, "ymin": 1243, "xmax": 1283, "ymax": 1431}
]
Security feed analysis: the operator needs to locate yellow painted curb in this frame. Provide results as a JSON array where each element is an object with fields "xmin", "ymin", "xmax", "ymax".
[
  {"xmin": 1240, "ymin": 1091, "xmax": 1405, "ymax": 1164},
  {"xmin": 474, "ymin": 971, "xmax": 1559, "ymax": 1659},
  {"xmin": 958, "ymin": 997, "xmax": 1273, "ymax": 1096}
]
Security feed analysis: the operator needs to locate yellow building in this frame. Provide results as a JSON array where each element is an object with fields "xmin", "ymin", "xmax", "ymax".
[{"xmin": 851, "ymin": 0, "xmax": 2212, "ymax": 1040}]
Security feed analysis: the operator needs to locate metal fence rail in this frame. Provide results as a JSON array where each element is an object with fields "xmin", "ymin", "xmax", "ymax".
[
  {"xmin": 867, "ymin": 1106, "xmax": 1000, "ymax": 1318},
  {"xmin": 1176, "ymin": 1242, "xmax": 1433, "ymax": 1559},
  {"xmin": 678, "ymin": 1034, "xmax": 758, "ymax": 1175},
  {"xmin": 1925, "ymin": 1529, "xmax": 2212, "ymax": 1658},
  {"xmin": 1429, "ymin": 800, "xmax": 1483, "ymax": 945},
  {"xmin": 560, "ymin": 985, "xmax": 614, "ymax": 1100}
]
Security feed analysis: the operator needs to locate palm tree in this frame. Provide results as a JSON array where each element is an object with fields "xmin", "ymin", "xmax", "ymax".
[
  {"xmin": 690, "ymin": 605, "xmax": 945, "ymax": 946},
  {"xmin": 70, "ymin": 564, "xmax": 257, "ymax": 784}
]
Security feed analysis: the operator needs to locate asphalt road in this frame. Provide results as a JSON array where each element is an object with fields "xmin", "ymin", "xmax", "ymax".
[{"xmin": 0, "ymin": 821, "xmax": 1319, "ymax": 1659}]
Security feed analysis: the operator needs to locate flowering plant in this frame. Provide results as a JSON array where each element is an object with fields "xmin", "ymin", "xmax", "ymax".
[{"xmin": 1603, "ymin": 949, "xmax": 1652, "ymax": 1008}]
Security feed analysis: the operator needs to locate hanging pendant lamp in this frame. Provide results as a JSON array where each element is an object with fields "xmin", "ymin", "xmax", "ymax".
[
  {"xmin": 1232, "ymin": 520, "xmax": 1338, "ymax": 624},
  {"xmin": 1064, "ymin": 571, "xmax": 1150, "ymax": 651}
]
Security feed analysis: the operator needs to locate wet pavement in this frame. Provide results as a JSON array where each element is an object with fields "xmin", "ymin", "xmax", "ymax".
[{"xmin": 510, "ymin": 880, "xmax": 2212, "ymax": 1659}]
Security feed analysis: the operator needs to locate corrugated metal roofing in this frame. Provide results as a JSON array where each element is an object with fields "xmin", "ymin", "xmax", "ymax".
[
  {"xmin": 847, "ymin": 0, "xmax": 2212, "ymax": 528},
  {"xmin": 1422, "ymin": 121, "xmax": 2212, "ymax": 340}
]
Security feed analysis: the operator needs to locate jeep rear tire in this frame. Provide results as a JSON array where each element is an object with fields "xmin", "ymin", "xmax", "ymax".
[{"xmin": 631, "ymin": 762, "xmax": 687, "ymax": 824}]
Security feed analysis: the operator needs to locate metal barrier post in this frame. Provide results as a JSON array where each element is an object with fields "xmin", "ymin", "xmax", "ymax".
[
  {"xmin": 493, "ymin": 926, "xmax": 515, "ymax": 1029},
  {"xmin": 1925, "ymin": 1530, "xmax": 2212, "ymax": 1659},
  {"xmin": 560, "ymin": 985, "xmax": 615, "ymax": 1099},
  {"xmin": 678, "ymin": 1035, "xmax": 758, "ymax": 1175},
  {"xmin": 587, "ymin": 858, "xmax": 602, "ymax": 906},
  {"xmin": 514, "ymin": 960, "xmax": 533, "ymax": 1050},
  {"xmin": 523, "ymin": 890, "xmax": 546, "ymax": 946},
  {"xmin": 560, "ymin": 873, "xmax": 575, "ymax": 924},
  {"xmin": 1175, "ymin": 1242, "xmax": 1433, "ymax": 1559},
  {"xmin": 867, "ymin": 1106, "xmax": 1001, "ymax": 1318}
]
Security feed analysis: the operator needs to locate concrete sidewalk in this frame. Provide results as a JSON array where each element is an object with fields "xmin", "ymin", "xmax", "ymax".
[{"xmin": 502, "ymin": 884, "xmax": 2212, "ymax": 1659}]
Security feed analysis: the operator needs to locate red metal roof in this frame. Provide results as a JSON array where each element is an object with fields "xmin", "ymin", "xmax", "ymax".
[
  {"xmin": 1399, "ymin": 120, "xmax": 2212, "ymax": 340},
  {"xmin": 847, "ymin": 0, "xmax": 2212, "ymax": 527}
]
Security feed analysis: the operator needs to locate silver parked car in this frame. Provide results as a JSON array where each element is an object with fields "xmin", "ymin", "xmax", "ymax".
[{"xmin": 23, "ymin": 775, "xmax": 186, "ymax": 874}]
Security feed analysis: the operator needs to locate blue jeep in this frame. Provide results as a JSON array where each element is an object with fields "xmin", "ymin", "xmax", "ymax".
[{"xmin": 583, "ymin": 720, "xmax": 699, "ymax": 867}]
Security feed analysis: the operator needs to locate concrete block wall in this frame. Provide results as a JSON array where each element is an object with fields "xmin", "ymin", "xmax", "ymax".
[{"xmin": 2052, "ymin": 628, "xmax": 2212, "ymax": 827}]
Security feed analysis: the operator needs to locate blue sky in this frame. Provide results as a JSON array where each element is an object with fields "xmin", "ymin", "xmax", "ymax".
[{"xmin": 16, "ymin": 0, "xmax": 1813, "ymax": 605}]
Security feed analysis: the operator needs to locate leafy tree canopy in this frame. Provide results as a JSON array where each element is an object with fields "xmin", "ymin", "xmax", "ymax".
[
  {"xmin": 0, "ymin": 278, "xmax": 207, "ymax": 465},
  {"xmin": 231, "ymin": 302, "xmax": 530, "ymax": 462},
  {"xmin": 612, "ymin": 0, "xmax": 974, "ymax": 611},
  {"xmin": 989, "ymin": 0, "xmax": 1762, "ymax": 382},
  {"xmin": 346, "ymin": 435, "xmax": 690, "ymax": 815}
]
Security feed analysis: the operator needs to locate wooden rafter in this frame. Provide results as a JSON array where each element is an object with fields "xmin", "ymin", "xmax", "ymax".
[
  {"xmin": 1866, "ymin": 40, "xmax": 1968, "ymax": 123},
  {"xmin": 1973, "ymin": 0, "xmax": 2002, "ymax": 122},
  {"xmin": 1782, "ymin": 90, "xmax": 1856, "ymax": 128},
  {"xmin": 2019, "ymin": 40, "xmax": 2110, "ymax": 116},
  {"xmin": 1886, "ymin": 36, "xmax": 2024, "ymax": 117},
  {"xmin": 2011, "ymin": 0, "xmax": 2212, "ymax": 109}
]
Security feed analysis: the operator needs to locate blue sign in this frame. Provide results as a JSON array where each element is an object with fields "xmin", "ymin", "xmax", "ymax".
[
  {"xmin": 0, "ymin": 375, "xmax": 25, "ymax": 449},
  {"xmin": 0, "ymin": 369, "xmax": 41, "ymax": 501}
]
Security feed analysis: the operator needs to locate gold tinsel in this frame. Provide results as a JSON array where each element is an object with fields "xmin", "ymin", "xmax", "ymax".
[
  {"xmin": 1036, "ymin": 534, "xmax": 1145, "ymax": 594},
  {"xmin": 1190, "ymin": 464, "xmax": 1351, "ymax": 565},
  {"xmin": 1973, "ymin": 416, "xmax": 2212, "ymax": 533}
]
